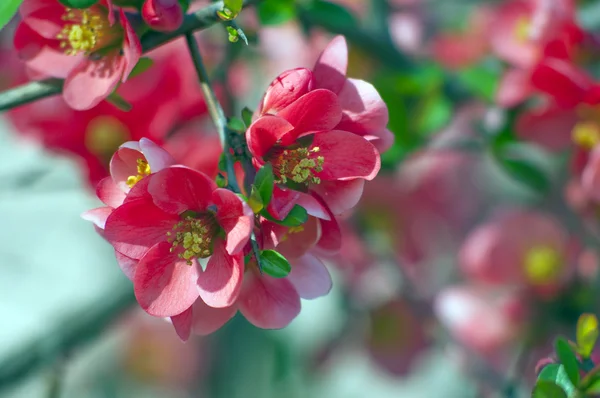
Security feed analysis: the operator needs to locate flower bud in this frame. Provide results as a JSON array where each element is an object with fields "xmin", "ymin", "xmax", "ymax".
[{"xmin": 142, "ymin": 0, "xmax": 184, "ymax": 32}]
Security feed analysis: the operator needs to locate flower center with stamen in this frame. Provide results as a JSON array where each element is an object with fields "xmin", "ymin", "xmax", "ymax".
[
  {"xmin": 166, "ymin": 214, "xmax": 217, "ymax": 264},
  {"xmin": 513, "ymin": 16, "xmax": 531, "ymax": 42},
  {"xmin": 270, "ymin": 146, "xmax": 324, "ymax": 185},
  {"xmin": 279, "ymin": 225, "xmax": 304, "ymax": 242},
  {"xmin": 57, "ymin": 8, "xmax": 115, "ymax": 55},
  {"xmin": 572, "ymin": 122, "xmax": 600, "ymax": 150},
  {"xmin": 126, "ymin": 159, "xmax": 151, "ymax": 188},
  {"xmin": 523, "ymin": 245, "xmax": 562, "ymax": 285}
]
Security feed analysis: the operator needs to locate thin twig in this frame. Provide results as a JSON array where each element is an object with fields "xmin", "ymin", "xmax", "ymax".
[{"xmin": 0, "ymin": 0, "xmax": 259, "ymax": 112}]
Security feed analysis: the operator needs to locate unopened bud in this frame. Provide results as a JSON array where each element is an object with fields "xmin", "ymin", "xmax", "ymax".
[{"xmin": 142, "ymin": 0, "xmax": 184, "ymax": 32}]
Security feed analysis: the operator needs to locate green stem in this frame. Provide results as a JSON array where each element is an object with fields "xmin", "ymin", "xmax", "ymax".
[
  {"xmin": 184, "ymin": 33, "xmax": 241, "ymax": 194},
  {"xmin": 0, "ymin": 0, "xmax": 259, "ymax": 112}
]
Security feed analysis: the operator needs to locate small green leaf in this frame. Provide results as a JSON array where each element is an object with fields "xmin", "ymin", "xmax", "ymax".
[
  {"xmin": 493, "ymin": 143, "xmax": 551, "ymax": 194},
  {"xmin": 216, "ymin": 173, "xmax": 227, "ymax": 188},
  {"xmin": 241, "ymin": 107, "xmax": 254, "ymax": 128},
  {"xmin": 128, "ymin": 57, "xmax": 154, "ymax": 79},
  {"xmin": 0, "ymin": 0, "xmax": 22, "ymax": 31},
  {"xmin": 227, "ymin": 117, "xmax": 246, "ymax": 132},
  {"xmin": 416, "ymin": 94, "xmax": 453, "ymax": 136},
  {"xmin": 253, "ymin": 164, "xmax": 274, "ymax": 207},
  {"xmin": 262, "ymin": 205, "xmax": 308, "ymax": 227},
  {"xmin": 106, "ymin": 92, "xmax": 132, "ymax": 112},
  {"xmin": 223, "ymin": 0, "xmax": 243, "ymax": 16},
  {"xmin": 218, "ymin": 153, "xmax": 227, "ymax": 172},
  {"xmin": 259, "ymin": 250, "xmax": 291, "ymax": 278},
  {"xmin": 586, "ymin": 378, "xmax": 600, "ymax": 394},
  {"xmin": 577, "ymin": 313, "xmax": 599, "ymax": 359},
  {"xmin": 532, "ymin": 381, "xmax": 568, "ymax": 398},
  {"xmin": 258, "ymin": 0, "xmax": 295, "ymax": 25},
  {"xmin": 303, "ymin": 0, "xmax": 358, "ymax": 30},
  {"xmin": 58, "ymin": 0, "xmax": 99, "ymax": 9},
  {"xmin": 538, "ymin": 364, "xmax": 577, "ymax": 397},
  {"xmin": 456, "ymin": 59, "xmax": 501, "ymax": 102},
  {"xmin": 248, "ymin": 186, "xmax": 264, "ymax": 213},
  {"xmin": 555, "ymin": 338, "xmax": 581, "ymax": 387}
]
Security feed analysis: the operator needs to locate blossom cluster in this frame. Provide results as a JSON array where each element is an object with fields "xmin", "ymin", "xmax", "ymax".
[{"xmin": 81, "ymin": 36, "xmax": 386, "ymax": 339}]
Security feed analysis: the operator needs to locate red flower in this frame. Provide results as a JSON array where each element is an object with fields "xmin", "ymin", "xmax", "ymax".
[
  {"xmin": 14, "ymin": 0, "xmax": 141, "ymax": 110},
  {"xmin": 104, "ymin": 166, "xmax": 253, "ymax": 317},
  {"xmin": 142, "ymin": 0, "xmax": 184, "ymax": 32}
]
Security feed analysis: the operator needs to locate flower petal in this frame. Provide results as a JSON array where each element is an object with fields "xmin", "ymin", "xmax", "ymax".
[
  {"xmin": 119, "ymin": 9, "xmax": 142, "ymax": 82},
  {"xmin": 191, "ymin": 299, "xmax": 237, "ymax": 335},
  {"xmin": 278, "ymin": 89, "xmax": 342, "ymax": 143},
  {"xmin": 97, "ymin": 176, "xmax": 126, "ymax": 207},
  {"xmin": 262, "ymin": 68, "xmax": 314, "ymax": 114},
  {"xmin": 104, "ymin": 199, "xmax": 177, "ymax": 259},
  {"xmin": 267, "ymin": 186, "xmax": 300, "ymax": 220},
  {"xmin": 197, "ymin": 240, "xmax": 244, "ymax": 308},
  {"xmin": 246, "ymin": 115, "xmax": 294, "ymax": 158},
  {"xmin": 115, "ymin": 249, "xmax": 137, "ymax": 280},
  {"xmin": 335, "ymin": 78, "xmax": 389, "ymax": 136},
  {"xmin": 63, "ymin": 55, "xmax": 125, "ymax": 110},
  {"xmin": 313, "ymin": 130, "xmax": 381, "ymax": 181},
  {"xmin": 310, "ymin": 179, "xmax": 365, "ymax": 215},
  {"xmin": 515, "ymin": 106, "xmax": 577, "ymax": 152},
  {"xmin": 496, "ymin": 68, "xmax": 532, "ymax": 108},
  {"xmin": 81, "ymin": 206, "xmax": 113, "ymax": 229},
  {"xmin": 139, "ymin": 138, "xmax": 175, "ymax": 171},
  {"xmin": 148, "ymin": 166, "xmax": 216, "ymax": 214},
  {"xmin": 287, "ymin": 253, "xmax": 332, "ymax": 299},
  {"xmin": 313, "ymin": 35, "xmax": 348, "ymax": 94},
  {"xmin": 212, "ymin": 188, "xmax": 253, "ymax": 255},
  {"xmin": 134, "ymin": 241, "xmax": 200, "ymax": 317},
  {"xmin": 238, "ymin": 272, "xmax": 301, "ymax": 329},
  {"xmin": 171, "ymin": 306, "xmax": 193, "ymax": 341},
  {"xmin": 531, "ymin": 58, "xmax": 595, "ymax": 109}
]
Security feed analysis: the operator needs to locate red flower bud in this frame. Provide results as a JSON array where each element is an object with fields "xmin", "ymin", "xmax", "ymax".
[{"xmin": 142, "ymin": 0, "xmax": 184, "ymax": 32}]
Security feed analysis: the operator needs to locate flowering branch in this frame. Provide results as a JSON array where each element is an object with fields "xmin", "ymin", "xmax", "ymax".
[{"xmin": 0, "ymin": 0, "xmax": 259, "ymax": 112}]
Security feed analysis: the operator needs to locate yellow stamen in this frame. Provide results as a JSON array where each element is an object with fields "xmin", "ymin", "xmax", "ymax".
[
  {"xmin": 572, "ymin": 122, "xmax": 600, "ymax": 150},
  {"xmin": 272, "ymin": 146, "xmax": 324, "ymax": 185},
  {"xmin": 167, "ymin": 215, "xmax": 216, "ymax": 265},
  {"xmin": 56, "ymin": 8, "xmax": 116, "ymax": 56},
  {"xmin": 85, "ymin": 116, "xmax": 130, "ymax": 160},
  {"xmin": 279, "ymin": 226, "xmax": 305, "ymax": 242},
  {"xmin": 126, "ymin": 159, "xmax": 152, "ymax": 188},
  {"xmin": 523, "ymin": 245, "xmax": 562, "ymax": 285}
]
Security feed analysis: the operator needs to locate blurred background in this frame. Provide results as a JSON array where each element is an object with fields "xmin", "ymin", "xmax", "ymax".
[{"xmin": 2, "ymin": 0, "xmax": 600, "ymax": 396}]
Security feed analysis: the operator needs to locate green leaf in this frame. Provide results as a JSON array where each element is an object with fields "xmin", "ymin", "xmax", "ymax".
[
  {"xmin": 304, "ymin": 0, "xmax": 358, "ymax": 30},
  {"xmin": 577, "ymin": 313, "xmax": 599, "ymax": 359},
  {"xmin": 538, "ymin": 364, "xmax": 577, "ymax": 397},
  {"xmin": 586, "ymin": 378, "xmax": 600, "ymax": 394},
  {"xmin": 248, "ymin": 186, "xmax": 264, "ymax": 213},
  {"xmin": 532, "ymin": 381, "xmax": 568, "ymax": 398},
  {"xmin": 493, "ymin": 143, "xmax": 551, "ymax": 194},
  {"xmin": 456, "ymin": 59, "xmax": 501, "ymax": 102},
  {"xmin": 106, "ymin": 92, "xmax": 132, "ymax": 112},
  {"xmin": 216, "ymin": 173, "xmax": 227, "ymax": 188},
  {"xmin": 0, "ymin": 0, "xmax": 23, "ymax": 31},
  {"xmin": 58, "ymin": 0, "xmax": 99, "ymax": 9},
  {"xmin": 258, "ymin": 0, "xmax": 295, "ymax": 25},
  {"xmin": 241, "ymin": 107, "xmax": 254, "ymax": 128},
  {"xmin": 259, "ymin": 250, "xmax": 291, "ymax": 278},
  {"xmin": 555, "ymin": 338, "xmax": 581, "ymax": 387},
  {"xmin": 128, "ymin": 57, "xmax": 154, "ymax": 80},
  {"xmin": 262, "ymin": 205, "xmax": 308, "ymax": 227},
  {"xmin": 223, "ymin": 0, "xmax": 243, "ymax": 16},
  {"xmin": 416, "ymin": 94, "xmax": 453, "ymax": 136},
  {"xmin": 227, "ymin": 117, "xmax": 246, "ymax": 133},
  {"xmin": 253, "ymin": 164, "xmax": 274, "ymax": 207}
]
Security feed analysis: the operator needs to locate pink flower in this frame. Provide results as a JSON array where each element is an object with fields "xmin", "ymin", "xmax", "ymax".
[
  {"xmin": 311, "ymin": 36, "xmax": 394, "ymax": 153},
  {"xmin": 103, "ymin": 166, "xmax": 253, "ymax": 317},
  {"xmin": 81, "ymin": 138, "xmax": 175, "ymax": 230},
  {"xmin": 460, "ymin": 209, "xmax": 572, "ymax": 295},
  {"xmin": 14, "ymin": 0, "xmax": 142, "ymax": 110},
  {"xmin": 434, "ymin": 286, "xmax": 527, "ymax": 356},
  {"xmin": 247, "ymin": 81, "xmax": 380, "ymax": 217}
]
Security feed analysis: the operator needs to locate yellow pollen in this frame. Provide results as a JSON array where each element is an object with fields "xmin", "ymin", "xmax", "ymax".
[
  {"xmin": 523, "ymin": 245, "xmax": 562, "ymax": 285},
  {"xmin": 126, "ymin": 159, "xmax": 152, "ymax": 188},
  {"xmin": 514, "ymin": 16, "xmax": 531, "ymax": 43},
  {"xmin": 167, "ymin": 216, "xmax": 214, "ymax": 265},
  {"xmin": 572, "ymin": 122, "xmax": 600, "ymax": 150},
  {"xmin": 57, "ymin": 8, "xmax": 107, "ymax": 55},
  {"xmin": 273, "ymin": 146, "xmax": 324, "ymax": 185}
]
